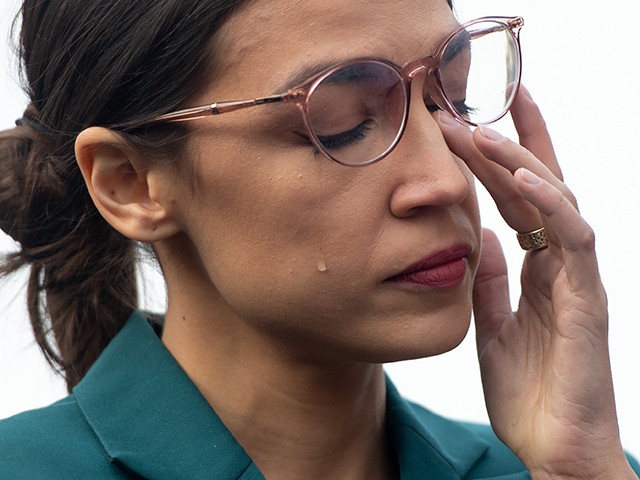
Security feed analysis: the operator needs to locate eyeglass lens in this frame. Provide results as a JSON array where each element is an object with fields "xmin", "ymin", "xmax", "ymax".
[
  {"xmin": 440, "ymin": 20, "xmax": 520, "ymax": 125},
  {"xmin": 306, "ymin": 62, "xmax": 407, "ymax": 166},
  {"xmin": 305, "ymin": 20, "xmax": 519, "ymax": 166}
]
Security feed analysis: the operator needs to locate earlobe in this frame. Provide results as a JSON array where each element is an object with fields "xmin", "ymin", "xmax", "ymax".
[{"xmin": 75, "ymin": 127, "xmax": 181, "ymax": 242}]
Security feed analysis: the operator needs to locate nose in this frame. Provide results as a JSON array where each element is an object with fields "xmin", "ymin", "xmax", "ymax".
[{"xmin": 388, "ymin": 74, "xmax": 471, "ymax": 218}]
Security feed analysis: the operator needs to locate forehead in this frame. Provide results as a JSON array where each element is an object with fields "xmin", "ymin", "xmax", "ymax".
[{"xmin": 211, "ymin": 0, "xmax": 457, "ymax": 96}]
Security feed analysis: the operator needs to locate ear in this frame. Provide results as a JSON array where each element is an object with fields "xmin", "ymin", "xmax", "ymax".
[{"xmin": 75, "ymin": 127, "xmax": 181, "ymax": 242}]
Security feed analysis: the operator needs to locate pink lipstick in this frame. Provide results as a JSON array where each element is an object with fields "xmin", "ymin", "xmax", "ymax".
[{"xmin": 387, "ymin": 245, "xmax": 471, "ymax": 289}]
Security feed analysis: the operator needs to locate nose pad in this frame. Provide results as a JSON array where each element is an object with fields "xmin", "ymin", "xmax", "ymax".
[
  {"xmin": 388, "ymin": 70, "xmax": 471, "ymax": 218},
  {"xmin": 423, "ymin": 71, "xmax": 450, "ymax": 115},
  {"xmin": 404, "ymin": 58, "xmax": 449, "ymax": 117}
]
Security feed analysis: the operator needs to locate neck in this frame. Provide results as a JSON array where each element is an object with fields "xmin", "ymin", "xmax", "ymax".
[
  {"xmin": 161, "ymin": 298, "xmax": 397, "ymax": 480},
  {"xmin": 210, "ymin": 360, "xmax": 394, "ymax": 480}
]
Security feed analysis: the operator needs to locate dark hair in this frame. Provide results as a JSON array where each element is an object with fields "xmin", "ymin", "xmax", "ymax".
[{"xmin": 0, "ymin": 0, "xmax": 247, "ymax": 391}]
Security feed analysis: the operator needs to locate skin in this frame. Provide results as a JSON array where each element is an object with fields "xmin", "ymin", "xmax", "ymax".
[{"xmin": 74, "ymin": 0, "xmax": 638, "ymax": 478}]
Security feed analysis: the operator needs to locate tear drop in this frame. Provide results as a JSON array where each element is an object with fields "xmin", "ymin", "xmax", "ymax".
[{"xmin": 316, "ymin": 257, "xmax": 328, "ymax": 272}]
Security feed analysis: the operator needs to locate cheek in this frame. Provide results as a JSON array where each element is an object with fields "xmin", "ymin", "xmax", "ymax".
[
  {"xmin": 181, "ymin": 145, "xmax": 385, "ymax": 323},
  {"xmin": 462, "ymin": 172, "xmax": 482, "ymax": 274},
  {"xmin": 468, "ymin": 178, "xmax": 481, "ymax": 232},
  {"xmin": 457, "ymin": 157, "xmax": 481, "ymax": 228}
]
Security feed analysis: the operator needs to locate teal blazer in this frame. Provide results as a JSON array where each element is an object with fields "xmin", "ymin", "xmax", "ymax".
[{"xmin": 1, "ymin": 311, "xmax": 638, "ymax": 479}]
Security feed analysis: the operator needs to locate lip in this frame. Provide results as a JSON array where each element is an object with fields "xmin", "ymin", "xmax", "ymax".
[{"xmin": 386, "ymin": 244, "xmax": 472, "ymax": 289}]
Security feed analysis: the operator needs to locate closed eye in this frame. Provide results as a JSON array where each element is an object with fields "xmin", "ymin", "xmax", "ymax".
[{"xmin": 315, "ymin": 118, "xmax": 375, "ymax": 151}]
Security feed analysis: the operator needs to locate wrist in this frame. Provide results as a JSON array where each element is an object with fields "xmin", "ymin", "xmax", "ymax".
[{"xmin": 530, "ymin": 461, "xmax": 638, "ymax": 480}]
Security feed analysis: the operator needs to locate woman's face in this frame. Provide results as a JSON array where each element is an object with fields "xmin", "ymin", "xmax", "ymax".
[{"xmin": 165, "ymin": 0, "xmax": 482, "ymax": 363}]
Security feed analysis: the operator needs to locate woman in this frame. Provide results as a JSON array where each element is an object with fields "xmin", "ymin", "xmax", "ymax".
[{"xmin": 0, "ymin": 0, "xmax": 638, "ymax": 478}]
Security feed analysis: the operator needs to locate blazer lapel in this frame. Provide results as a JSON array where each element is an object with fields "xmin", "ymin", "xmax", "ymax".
[
  {"xmin": 386, "ymin": 379, "xmax": 491, "ymax": 479},
  {"xmin": 73, "ymin": 312, "xmax": 262, "ymax": 480}
]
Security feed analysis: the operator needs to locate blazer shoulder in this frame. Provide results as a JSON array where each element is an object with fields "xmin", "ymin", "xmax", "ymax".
[{"xmin": 0, "ymin": 396, "xmax": 125, "ymax": 479}]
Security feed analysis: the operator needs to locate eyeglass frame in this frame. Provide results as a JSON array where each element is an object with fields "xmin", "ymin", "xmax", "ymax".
[{"xmin": 142, "ymin": 16, "xmax": 524, "ymax": 166}]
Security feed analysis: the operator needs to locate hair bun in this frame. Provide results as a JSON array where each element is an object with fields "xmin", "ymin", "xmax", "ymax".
[
  {"xmin": 0, "ymin": 102, "xmax": 52, "ymax": 245},
  {"xmin": 0, "ymin": 122, "xmax": 32, "ymax": 244}
]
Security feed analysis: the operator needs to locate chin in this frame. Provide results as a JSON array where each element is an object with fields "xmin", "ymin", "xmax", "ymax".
[
  {"xmin": 382, "ymin": 325, "xmax": 470, "ymax": 363},
  {"xmin": 350, "ymin": 307, "xmax": 473, "ymax": 364}
]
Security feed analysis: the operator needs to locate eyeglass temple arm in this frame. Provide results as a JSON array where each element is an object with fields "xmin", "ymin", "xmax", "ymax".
[{"xmin": 150, "ymin": 92, "xmax": 295, "ymax": 124}]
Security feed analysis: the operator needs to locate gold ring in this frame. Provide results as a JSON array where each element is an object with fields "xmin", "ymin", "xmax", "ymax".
[{"xmin": 517, "ymin": 227, "xmax": 549, "ymax": 251}]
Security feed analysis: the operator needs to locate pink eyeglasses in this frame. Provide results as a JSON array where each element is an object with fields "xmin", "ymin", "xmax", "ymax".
[{"xmin": 144, "ymin": 16, "xmax": 524, "ymax": 166}]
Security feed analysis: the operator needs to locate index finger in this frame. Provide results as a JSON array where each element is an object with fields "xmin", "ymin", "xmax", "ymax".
[{"xmin": 511, "ymin": 85, "xmax": 563, "ymax": 180}]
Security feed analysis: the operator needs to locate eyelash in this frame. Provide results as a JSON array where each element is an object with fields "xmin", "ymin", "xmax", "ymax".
[
  {"xmin": 315, "ymin": 119, "xmax": 375, "ymax": 151},
  {"xmin": 425, "ymin": 99, "xmax": 475, "ymax": 117}
]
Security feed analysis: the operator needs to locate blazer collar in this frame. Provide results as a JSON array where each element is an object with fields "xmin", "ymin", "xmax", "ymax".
[
  {"xmin": 74, "ymin": 312, "xmax": 263, "ymax": 480},
  {"xmin": 73, "ymin": 312, "xmax": 490, "ymax": 480}
]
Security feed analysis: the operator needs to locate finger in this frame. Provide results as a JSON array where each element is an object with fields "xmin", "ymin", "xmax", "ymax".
[
  {"xmin": 473, "ymin": 228, "xmax": 513, "ymax": 352},
  {"xmin": 514, "ymin": 168, "xmax": 602, "ymax": 295},
  {"xmin": 437, "ymin": 111, "xmax": 542, "ymax": 233},
  {"xmin": 472, "ymin": 126, "xmax": 575, "ymax": 209},
  {"xmin": 510, "ymin": 85, "xmax": 563, "ymax": 180}
]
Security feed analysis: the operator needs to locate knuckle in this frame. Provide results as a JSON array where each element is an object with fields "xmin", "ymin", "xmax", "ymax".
[{"xmin": 576, "ymin": 225, "xmax": 596, "ymax": 250}]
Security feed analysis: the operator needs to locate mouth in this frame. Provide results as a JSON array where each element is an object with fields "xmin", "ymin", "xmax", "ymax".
[{"xmin": 385, "ymin": 244, "xmax": 472, "ymax": 289}]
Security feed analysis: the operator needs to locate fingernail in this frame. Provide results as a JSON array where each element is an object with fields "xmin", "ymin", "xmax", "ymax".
[
  {"xmin": 519, "ymin": 84, "xmax": 533, "ymax": 101},
  {"xmin": 517, "ymin": 167, "xmax": 541, "ymax": 185},
  {"xmin": 437, "ymin": 110, "xmax": 458, "ymax": 127},
  {"xmin": 478, "ymin": 126, "xmax": 504, "ymax": 142}
]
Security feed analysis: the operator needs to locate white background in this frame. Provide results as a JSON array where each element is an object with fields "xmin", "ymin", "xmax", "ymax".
[{"xmin": 1, "ymin": 0, "xmax": 638, "ymax": 460}]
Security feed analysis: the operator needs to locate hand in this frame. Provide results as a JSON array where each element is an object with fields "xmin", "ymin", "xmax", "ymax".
[{"xmin": 437, "ymin": 88, "xmax": 637, "ymax": 479}]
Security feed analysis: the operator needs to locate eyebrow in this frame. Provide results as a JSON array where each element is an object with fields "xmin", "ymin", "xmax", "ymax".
[
  {"xmin": 272, "ymin": 58, "xmax": 348, "ymax": 94},
  {"xmin": 441, "ymin": 30, "xmax": 470, "ymax": 66},
  {"xmin": 273, "ymin": 41, "xmax": 470, "ymax": 94},
  {"xmin": 271, "ymin": 24, "xmax": 473, "ymax": 95}
]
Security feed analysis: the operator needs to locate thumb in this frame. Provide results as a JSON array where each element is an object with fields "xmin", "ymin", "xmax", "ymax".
[{"xmin": 473, "ymin": 228, "xmax": 513, "ymax": 351}]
